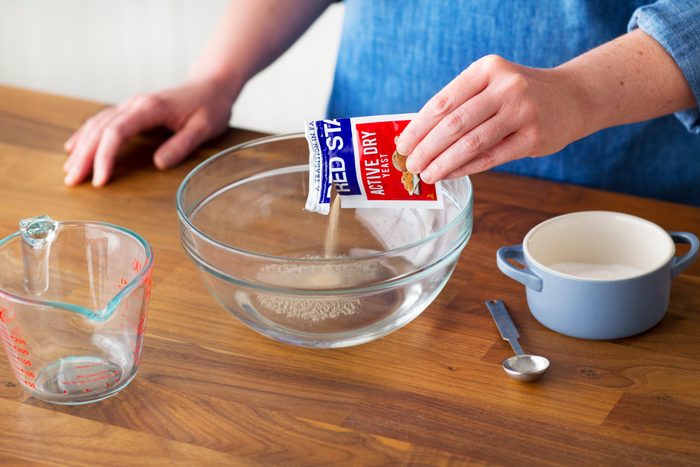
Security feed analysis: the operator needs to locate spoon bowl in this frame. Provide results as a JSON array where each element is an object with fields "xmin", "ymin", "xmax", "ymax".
[{"xmin": 502, "ymin": 354, "xmax": 550, "ymax": 382}]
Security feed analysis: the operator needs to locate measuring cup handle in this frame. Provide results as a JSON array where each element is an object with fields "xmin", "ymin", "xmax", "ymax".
[
  {"xmin": 496, "ymin": 245, "xmax": 543, "ymax": 292},
  {"xmin": 669, "ymin": 231, "xmax": 699, "ymax": 278}
]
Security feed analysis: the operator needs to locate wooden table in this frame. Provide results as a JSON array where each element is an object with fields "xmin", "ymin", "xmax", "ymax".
[{"xmin": 1, "ymin": 85, "xmax": 699, "ymax": 466}]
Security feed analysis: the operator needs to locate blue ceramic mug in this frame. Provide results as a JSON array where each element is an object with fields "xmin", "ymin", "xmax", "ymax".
[{"xmin": 497, "ymin": 211, "xmax": 699, "ymax": 339}]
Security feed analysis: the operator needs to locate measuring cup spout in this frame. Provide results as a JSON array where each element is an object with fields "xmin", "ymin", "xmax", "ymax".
[{"xmin": 19, "ymin": 215, "xmax": 59, "ymax": 295}]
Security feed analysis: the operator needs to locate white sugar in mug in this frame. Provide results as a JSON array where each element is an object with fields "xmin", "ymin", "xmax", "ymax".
[{"xmin": 497, "ymin": 211, "xmax": 699, "ymax": 339}]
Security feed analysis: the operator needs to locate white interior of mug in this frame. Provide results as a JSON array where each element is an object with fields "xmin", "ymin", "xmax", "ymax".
[{"xmin": 524, "ymin": 211, "xmax": 675, "ymax": 280}]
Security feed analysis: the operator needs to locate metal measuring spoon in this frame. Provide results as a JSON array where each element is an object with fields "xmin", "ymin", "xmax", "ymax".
[{"xmin": 485, "ymin": 300, "xmax": 550, "ymax": 382}]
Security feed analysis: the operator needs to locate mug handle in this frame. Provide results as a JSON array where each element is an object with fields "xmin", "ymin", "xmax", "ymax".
[
  {"xmin": 669, "ymin": 231, "xmax": 700, "ymax": 278},
  {"xmin": 496, "ymin": 245, "xmax": 543, "ymax": 292}
]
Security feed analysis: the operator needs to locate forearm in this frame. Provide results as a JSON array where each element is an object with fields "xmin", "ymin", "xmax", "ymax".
[
  {"xmin": 558, "ymin": 28, "xmax": 696, "ymax": 139},
  {"xmin": 188, "ymin": 0, "xmax": 333, "ymax": 98}
]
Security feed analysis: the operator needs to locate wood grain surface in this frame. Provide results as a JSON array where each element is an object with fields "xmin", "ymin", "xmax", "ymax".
[{"xmin": 0, "ymin": 85, "xmax": 699, "ymax": 466}]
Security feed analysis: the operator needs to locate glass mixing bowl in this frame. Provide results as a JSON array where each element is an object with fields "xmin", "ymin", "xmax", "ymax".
[{"xmin": 176, "ymin": 134, "xmax": 473, "ymax": 348}]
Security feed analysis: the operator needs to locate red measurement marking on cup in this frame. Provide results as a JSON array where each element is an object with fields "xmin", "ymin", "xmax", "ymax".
[
  {"xmin": 9, "ymin": 361, "xmax": 25, "ymax": 374},
  {"xmin": 15, "ymin": 367, "xmax": 35, "ymax": 379},
  {"xmin": 60, "ymin": 369, "xmax": 118, "ymax": 387},
  {"xmin": 11, "ymin": 345, "xmax": 29, "ymax": 356},
  {"xmin": 8, "ymin": 358, "xmax": 35, "ymax": 378},
  {"xmin": 137, "ymin": 317, "xmax": 146, "ymax": 336},
  {"xmin": 0, "ymin": 306, "xmax": 16, "ymax": 324},
  {"xmin": 74, "ymin": 361, "xmax": 103, "ymax": 369},
  {"xmin": 113, "ymin": 268, "xmax": 152, "ymax": 367},
  {"xmin": 143, "ymin": 271, "xmax": 153, "ymax": 304},
  {"xmin": 7, "ymin": 359, "xmax": 36, "ymax": 389},
  {"xmin": 0, "ymin": 306, "xmax": 36, "ymax": 390},
  {"xmin": 57, "ymin": 361, "xmax": 122, "ymax": 388},
  {"xmin": 10, "ymin": 335, "xmax": 26, "ymax": 346}
]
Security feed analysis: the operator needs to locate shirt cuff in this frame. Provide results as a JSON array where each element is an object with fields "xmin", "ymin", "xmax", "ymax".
[{"xmin": 629, "ymin": 0, "xmax": 700, "ymax": 134}]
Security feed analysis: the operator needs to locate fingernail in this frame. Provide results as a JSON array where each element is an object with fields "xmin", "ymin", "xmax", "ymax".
[
  {"xmin": 421, "ymin": 171, "xmax": 432, "ymax": 184},
  {"xmin": 155, "ymin": 152, "xmax": 173, "ymax": 170},
  {"xmin": 406, "ymin": 158, "xmax": 419, "ymax": 174},
  {"xmin": 64, "ymin": 172, "xmax": 77, "ymax": 186},
  {"xmin": 64, "ymin": 163, "xmax": 83, "ymax": 185},
  {"xmin": 395, "ymin": 139, "xmax": 408, "ymax": 156},
  {"xmin": 92, "ymin": 172, "xmax": 105, "ymax": 187}
]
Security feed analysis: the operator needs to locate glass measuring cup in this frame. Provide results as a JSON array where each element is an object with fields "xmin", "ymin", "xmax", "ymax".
[{"xmin": 0, "ymin": 215, "xmax": 153, "ymax": 404}]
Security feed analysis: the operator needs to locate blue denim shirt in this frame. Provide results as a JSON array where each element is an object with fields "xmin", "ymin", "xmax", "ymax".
[{"xmin": 327, "ymin": 0, "xmax": 700, "ymax": 205}]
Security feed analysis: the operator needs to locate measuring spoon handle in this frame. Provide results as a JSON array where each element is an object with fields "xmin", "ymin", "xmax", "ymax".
[{"xmin": 485, "ymin": 300, "xmax": 524, "ymax": 355}]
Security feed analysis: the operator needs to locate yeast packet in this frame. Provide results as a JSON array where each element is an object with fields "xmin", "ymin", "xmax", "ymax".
[{"xmin": 304, "ymin": 114, "xmax": 444, "ymax": 214}]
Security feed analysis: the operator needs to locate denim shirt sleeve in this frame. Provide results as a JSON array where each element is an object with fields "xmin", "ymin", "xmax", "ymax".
[{"xmin": 628, "ymin": 0, "xmax": 700, "ymax": 134}]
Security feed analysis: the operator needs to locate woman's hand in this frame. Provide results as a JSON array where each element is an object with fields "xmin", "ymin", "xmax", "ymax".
[
  {"xmin": 63, "ymin": 78, "xmax": 237, "ymax": 186},
  {"xmin": 395, "ymin": 54, "xmax": 589, "ymax": 183}
]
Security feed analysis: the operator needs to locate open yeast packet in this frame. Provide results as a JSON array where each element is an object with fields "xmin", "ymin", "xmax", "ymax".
[{"xmin": 305, "ymin": 114, "xmax": 444, "ymax": 214}]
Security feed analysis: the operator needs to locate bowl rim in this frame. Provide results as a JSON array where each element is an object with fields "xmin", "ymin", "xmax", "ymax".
[{"xmin": 176, "ymin": 132, "xmax": 473, "ymax": 262}]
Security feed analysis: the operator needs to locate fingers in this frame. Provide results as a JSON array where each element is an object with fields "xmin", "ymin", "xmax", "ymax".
[
  {"xmin": 395, "ymin": 60, "xmax": 489, "ymax": 157},
  {"xmin": 91, "ymin": 101, "xmax": 168, "ymax": 186},
  {"xmin": 153, "ymin": 115, "xmax": 213, "ymax": 170},
  {"xmin": 404, "ymin": 89, "xmax": 499, "ymax": 175},
  {"xmin": 391, "ymin": 55, "xmax": 568, "ymax": 183},
  {"xmin": 64, "ymin": 109, "xmax": 118, "ymax": 186},
  {"xmin": 63, "ymin": 82, "xmax": 234, "ymax": 186},
  {"xmin": 442, "ymin": 132, "xmax": 532, "ymax": 179},
  {"xmin": 419, "ymin": 113, "xmax": 518, "ymax": 183},
  {"xmin": 66, "ymin": 94, "xmax": 168, "ymax": 187}
]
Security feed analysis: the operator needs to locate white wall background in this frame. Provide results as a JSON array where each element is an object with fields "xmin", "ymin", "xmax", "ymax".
[{"xmin": 0, "ymin": 0, "xmax": 344, "ymax": 133}]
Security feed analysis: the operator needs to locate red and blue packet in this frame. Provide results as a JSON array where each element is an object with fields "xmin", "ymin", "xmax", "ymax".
[{"xmin": 305, "ymin": 114, "xmax": 444, "ymax": 214}]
